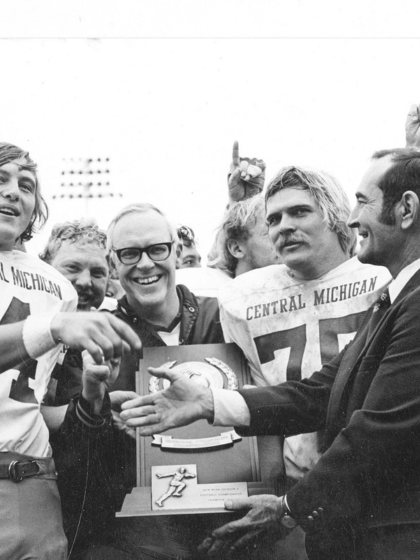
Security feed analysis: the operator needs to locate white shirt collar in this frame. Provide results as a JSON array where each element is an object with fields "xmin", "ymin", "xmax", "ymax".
[{"xmin": 388, "ymin": 258, "xmax": 420, "ymax": 303}]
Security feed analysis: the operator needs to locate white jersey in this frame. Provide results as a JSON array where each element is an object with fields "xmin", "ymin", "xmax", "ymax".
[
  {"xmin": 218, "ymin": 258, "xmax": 392, "ymax": 479},
  {"xmin": 176, "ymin": 267, "xmax": 232, "ymax": 298},
  {"xmin": 0, "ymin": 251, "xmax": 77, "ymax": 457}
]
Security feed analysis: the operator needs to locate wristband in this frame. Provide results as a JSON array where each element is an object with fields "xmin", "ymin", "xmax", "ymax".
[
  {"xmin": 22, "ymin": 314, "xmax": 58, "ymax": 359},
  {"xmin": 76, "ymin": 393, "xmax": 111, "ymax": 428}
]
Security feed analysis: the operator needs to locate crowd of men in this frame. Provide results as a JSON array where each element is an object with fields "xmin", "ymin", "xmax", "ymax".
[{"xmin": 1, "ymin": 103, "xmax": 420, "ymax": 560}]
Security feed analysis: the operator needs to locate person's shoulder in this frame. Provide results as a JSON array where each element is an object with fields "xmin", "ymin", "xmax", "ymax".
[
  {"xmin": 11, "ymin": 250, "xmax": 77, "ymax": 298},
  {"xmin": 323, "ymin": 256, "xmax": 392, "ymax": 284},
  {"xmin": 178, "ymin": 283, "xmax": 219, "ymax": 317},
  {"xmin": 176, "ymin": 267, "xmax": 232, "ymax": 298},
  {"xmin": 12, "ymin": 250, "xmax": 69, "ymax": 281},
  {"xmin": 218, "ymin": 264, "xmax": 290, "ymax": 301}
]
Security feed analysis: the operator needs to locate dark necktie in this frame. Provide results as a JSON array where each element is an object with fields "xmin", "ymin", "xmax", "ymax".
[{"xmin": 368, "ymin": 288, "xmax": 391, "ymax": 336}]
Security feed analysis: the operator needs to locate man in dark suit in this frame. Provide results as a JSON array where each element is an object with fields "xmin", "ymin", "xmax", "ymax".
[{"xmin": 120, "ymin": 148, "xmax": 420, "ymax": 559}]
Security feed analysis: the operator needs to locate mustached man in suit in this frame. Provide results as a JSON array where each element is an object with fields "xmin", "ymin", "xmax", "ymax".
[{"xmin": 120, "ymin": 147, "xmax": 420, "ymax": 560}]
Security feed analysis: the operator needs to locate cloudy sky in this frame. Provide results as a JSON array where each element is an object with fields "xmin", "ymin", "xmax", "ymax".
[{"xmin": 2, "ymin": 1, "xmax": 419, "ymax": 258}]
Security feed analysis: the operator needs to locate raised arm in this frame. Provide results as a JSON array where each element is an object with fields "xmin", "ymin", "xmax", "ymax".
[
  {"xmin": 228, "ymin": 141, "xmax": 265, "ymax": 202},
  {"xmin": 405, "ymin": 103, "xmax": 420, "ymax": 148},
  {"xmin": 1, "ymin": 310, "xmax": 140, "ymax": 375}
]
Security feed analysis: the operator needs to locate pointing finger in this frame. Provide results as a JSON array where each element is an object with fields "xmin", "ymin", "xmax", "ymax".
[{"xmin": 232, "ymin": 141, "xmax": 240, "ymax": 168}]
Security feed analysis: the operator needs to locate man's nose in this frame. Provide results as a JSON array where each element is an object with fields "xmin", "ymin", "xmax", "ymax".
[
  {"xmin": 0, "ymin": 178, "xmax": 20, "ymax": 201},
  {"xmin": 347, "ymin": 206, "xmax": 359, "ymax": 229},
  {"xmin": 74, "ymin": 269, "xmax": 93, "ymax": 288},
  {"xmin": 279, "ymin": 215, "xmax": 297, "ymax": 233},
  {"xmin": 135, "ymin": 251, "xmax": 155, "ymax": 269}
]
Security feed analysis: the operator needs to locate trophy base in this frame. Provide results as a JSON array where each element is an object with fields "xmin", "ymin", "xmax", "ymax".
[{"xmin": 117, "ymin": 482, "xmax": 275, "ymax": 517}]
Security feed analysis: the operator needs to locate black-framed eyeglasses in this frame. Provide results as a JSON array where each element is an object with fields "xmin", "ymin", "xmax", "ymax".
[{"xmin": 112, "ymin": 242, "xmax": 174, "ymax": 265}]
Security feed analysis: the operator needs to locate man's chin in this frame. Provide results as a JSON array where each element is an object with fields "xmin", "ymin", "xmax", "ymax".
[
  {"xmin": 282, "ymin": 253, "xmax": 306, "ymax": 270},
  {"xmin": 355, "ymin": 249, "xmax": 370, "ymax": 264}
]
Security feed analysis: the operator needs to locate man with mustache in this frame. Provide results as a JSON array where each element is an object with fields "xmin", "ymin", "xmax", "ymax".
[{"xmin": 213, "ymin": 165, "xmax": 391, "ymax": 559}]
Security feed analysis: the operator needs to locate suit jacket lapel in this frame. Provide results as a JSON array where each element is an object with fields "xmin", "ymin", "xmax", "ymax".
[
  {"xmin": 325, "ymin": 313, "xmax": 372, "ymax": 435},
  {"xmin": 325, "ymin": 268, "xmax": 420, "ymax": 440}
]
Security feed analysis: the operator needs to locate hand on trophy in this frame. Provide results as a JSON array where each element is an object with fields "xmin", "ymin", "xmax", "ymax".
[
  {"xmin": 119, "ymin": 365, "xmax": 215, "ymax": 435},
  {"xmin": 198, "ymin": 495, "xmax": 289, "ymax": 557}
]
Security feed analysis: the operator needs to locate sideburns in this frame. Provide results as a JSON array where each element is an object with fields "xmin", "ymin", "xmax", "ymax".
[{"xmin": 378, "ymin": 201, "xmax": 396, "ymax": 226}]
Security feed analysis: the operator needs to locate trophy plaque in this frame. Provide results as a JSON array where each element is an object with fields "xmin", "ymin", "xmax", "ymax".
[{"xmin": 117, "ymin": 343, "xmax": 273, "ymax": 518}]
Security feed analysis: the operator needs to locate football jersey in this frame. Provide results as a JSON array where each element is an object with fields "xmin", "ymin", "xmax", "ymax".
[
  {"xmin": 218, "ymin": 257, "xmax": 392, "ymax": 479},
  {"xmin": 0, "ymin": 251, "xmax": 77, "ymax": 457}
]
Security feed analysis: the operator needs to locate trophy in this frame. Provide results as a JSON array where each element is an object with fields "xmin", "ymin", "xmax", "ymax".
[{"xmin": 117, "ymin": 343, "xmax": 273, "ymax": 518}]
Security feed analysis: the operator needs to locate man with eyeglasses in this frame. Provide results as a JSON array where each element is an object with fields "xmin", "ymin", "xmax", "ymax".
[
  {"xmin": 108, "ymin": 204, "xmax": 223, "ymax": 367},
  {"xmin": 71, "ymin": 203, "xmax": 224, "ymax": 560}
]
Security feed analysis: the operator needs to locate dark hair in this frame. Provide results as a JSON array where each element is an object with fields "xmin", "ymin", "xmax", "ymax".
[
  {"xmin": 372, "ymin": 148, "xmax": 420, "ymax": 225},
  {"xmin": 0, "ymin": 142, "xmax": 48, "ymax": 241}
]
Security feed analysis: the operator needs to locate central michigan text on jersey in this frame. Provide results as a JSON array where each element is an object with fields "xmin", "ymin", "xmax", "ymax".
[
  {"xmin": 246, "ymin": 275, "xmax": 381, "ymax": 321},
  {"xmin": 218, "ymin": 257, "xmax": 392, "ymax": 479}
]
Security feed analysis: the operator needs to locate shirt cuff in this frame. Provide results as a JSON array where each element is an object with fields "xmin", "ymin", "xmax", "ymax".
[
  {"xmin": 76, "ymin": 392, "xmax": 111, "ymax": 428},
  {"xmin": 211, "ymin": 389, "xmax": 251, "ymax": 427}
]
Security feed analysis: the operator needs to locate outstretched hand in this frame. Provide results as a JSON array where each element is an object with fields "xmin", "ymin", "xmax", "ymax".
[
  {"xmin": 406, "ymin": 103, "xmax": 420, "ymax": 148},
  {"xmin": 119, "ymin": 366, "xmax": 215, "ymax": 436},
  {"xmin": 228, "ymin": 141, "xmax": 266, "ymax": 202},
  {"xmin": 198, "ymin": 495, "xmax": 287, "ymax": 557}
]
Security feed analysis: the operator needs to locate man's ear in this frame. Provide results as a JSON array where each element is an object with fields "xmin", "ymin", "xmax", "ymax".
[
  {"xmin": 398, "ymin": 191, "xmax": 420, "ymax": 230},
  {"xmin": 175, "ymin": 241, "xmax": 183, "ymax": 258},
  {"xmin": 175, "ymin": 241, "xmax": 183, "ymax": 268},
  {"xmin": 227, "ymin": 238, "xmax": 246, "ymax": 260},
  {"xmin": 107, "ymin": 252, "xmax": 119, "ymax": 279}
]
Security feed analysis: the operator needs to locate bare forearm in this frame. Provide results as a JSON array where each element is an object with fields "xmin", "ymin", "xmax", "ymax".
[{"xmin": 0, "ymin": 322, "xmax": 30, "ymax": 373}]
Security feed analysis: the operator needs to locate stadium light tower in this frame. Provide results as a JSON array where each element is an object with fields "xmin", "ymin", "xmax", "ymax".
[{"xmin": 54, "ymin": 156, "xmax": 122, "ymax": 215}]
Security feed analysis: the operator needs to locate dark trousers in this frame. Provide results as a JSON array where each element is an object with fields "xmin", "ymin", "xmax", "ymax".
[{"xmin": 306, "ymin": 520, "xmax": 420, "ymax": 560}]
